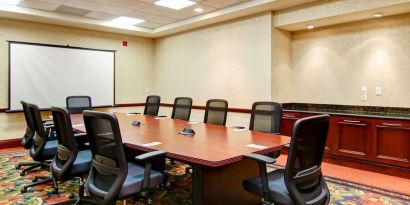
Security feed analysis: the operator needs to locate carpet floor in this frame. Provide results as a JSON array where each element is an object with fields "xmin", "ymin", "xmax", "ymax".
[{"xmin": 0, "ymin": 149, "xmax": 409, "ymax": 205}]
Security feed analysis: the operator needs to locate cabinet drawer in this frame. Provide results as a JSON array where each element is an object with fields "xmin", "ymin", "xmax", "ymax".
[{"xmin": 373, "ymin": 119, "xmax": 410, "ymax": 168}]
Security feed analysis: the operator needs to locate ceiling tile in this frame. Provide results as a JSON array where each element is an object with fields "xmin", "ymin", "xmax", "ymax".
[
  {"xmin": 98, "ymin": 5, "xmax": 133, "ymax": 16},
  {"xmin": 63, "ymin": 0, "xmax": 104, "ymax": 11},
  {"xmin": 86, "ymin": 11, "xmax": 117, "ymax": 20},
  {"xmin": 128, "ymin": 11, "xmax": 178, "ymax": 24},
  {"xmin": 55, "ymin": 5, "xmax": 92, "ymax": 16},
  {"xmin": 135, "ymin": 4, "xmax": 196, "ymax": 20},
  {"xmin": 110, "ymin": 0, "xmax": 150, "ymax": 10},
  {"xmin": 87, "ymin": 0, "xmax": 115, "ymax": 4},
  {"xmin": 201, "ymin": 0, "xmax": 245, "ymax": 9},
  {"xmin": 19, "ymin": 0, "xmax": 61, "ymax": 11},
  {"xmin": 170, "ymin": 4, "xmax": 215, "ymax": 19},
  {"xmin": 138, "ymin": 21, "xmax": 164, "ymax": 29}
]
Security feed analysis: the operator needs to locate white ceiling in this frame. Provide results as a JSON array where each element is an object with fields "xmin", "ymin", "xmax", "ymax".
[
  {"xmin": 0, "ymin": 0, "xmax": 319, "ymax": 37},
  {"xmin": 15, "ymin": 0, "xmax": 251, "ymax": 29}
]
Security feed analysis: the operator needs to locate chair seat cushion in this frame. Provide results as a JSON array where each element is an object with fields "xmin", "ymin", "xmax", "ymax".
[
  {"xmin": 243, "ymin": 169, "xmax": 293, "ymax": 205},
  {"xmin": 118, "ymin": 162, "xmax": 165, "ymax": 199},
  {"xmin": 41, "ymin": 140, "xmax": 58, "ymax": 159},
  {"xmin": 69, "ymin": 150, "xmax": 92, "ymax": 176}
]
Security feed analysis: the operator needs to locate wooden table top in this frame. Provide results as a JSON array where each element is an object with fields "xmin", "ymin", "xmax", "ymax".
[{"xmin": 71, "ymin": 112, "xmax": 290, "ymax": 167}]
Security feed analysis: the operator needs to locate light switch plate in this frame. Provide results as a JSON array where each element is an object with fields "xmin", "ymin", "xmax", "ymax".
[{"xmin": 376, "ymin": 86, "xmax": 382, "ymax": 96}]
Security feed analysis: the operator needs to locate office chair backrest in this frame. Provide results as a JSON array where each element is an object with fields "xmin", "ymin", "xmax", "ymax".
[
  {"xmin": 204, "ymin": 99, "xmax": 228, "ymax": 126},
  {"xmin": 83, "ymin": 111, "xmax": 128, "ymax": 204},
  {"xmin": 249, "ymin": 102, "xmax": 282, "ymax": 133},
  {"xmin": 21, "ymin": 101, "xmax": 35, "ymax": 149},
  {"xmin": 284, "ymin": 115, "xmax": 330, "ymax": 205},
  {"xmin": 144, "ymin": 95, "xmax": 161, "ymax": 116},
  {"xmin": 66, "ymin": 96, "xmax": 92, "ymax": 114},
  {"xmin": 51, "ymin": 107, "xmax": 78, "ymax": 179},
  {"xmin": 171, "ymin": 97, "xmax": 193, "ymax": 121},
  {"xmin": 26, "ymin": 102, "xmax": 48, "ymax": 161}
]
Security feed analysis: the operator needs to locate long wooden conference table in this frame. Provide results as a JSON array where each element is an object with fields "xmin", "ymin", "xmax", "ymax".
[{"xmin": 71, "ymin": 112, "xmax": 290, "ymax": 205}]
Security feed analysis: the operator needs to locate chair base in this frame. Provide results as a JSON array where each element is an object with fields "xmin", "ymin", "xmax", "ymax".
[
  {"xmin": 16, "ymin": 161, "xmax": 37, "ymax": 169},
  {"xmin": 19, "ymin": 161, "xmax": 50, "ymax": 176},
  {"xmin": 21, "ymin": 176, "xmax": 52, "ymax": 193}
]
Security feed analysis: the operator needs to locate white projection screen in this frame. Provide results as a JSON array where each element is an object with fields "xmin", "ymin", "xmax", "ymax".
[{"xmin": 9, "ymin": 42, "xmax": 115, "ymax": 111}]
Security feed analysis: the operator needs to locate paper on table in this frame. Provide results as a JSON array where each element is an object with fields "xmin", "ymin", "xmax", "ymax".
[
  {"xmin": 233, "ymin": 128, "xmax": 247, "ymax": 132},
  {"xmin": 72, "ymin": 124, "xmax": 84, "ymax": 127},
  {"xmin": 154, "ymin": 117, "xmax": 166, "ymax": 120},
  {"xmin": 126, "ymin": 113, "xmax": 137, "ymax": 116},
  {"xmin": 188, "ymin": 121, "xmax": 201, "ymax": 124},
  {"xmin": 141, "ymin": 141, "xmax": 162, "ymax": 147},
  {"xmin": 246, "ymin": 144, "xmax": 268, "ymax": 150}
]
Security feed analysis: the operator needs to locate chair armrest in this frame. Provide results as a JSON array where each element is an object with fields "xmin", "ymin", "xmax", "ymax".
[
  {"xmin": 135, "ymin": 150, "xmax": 166, "ymax": 162},
  {"xmin": 243, "ymin": 153, "xmax": 276, "ymax": 164},
  {"xmin": 135, "ymin": 150, "xmax": 166, "ymax": 190}
]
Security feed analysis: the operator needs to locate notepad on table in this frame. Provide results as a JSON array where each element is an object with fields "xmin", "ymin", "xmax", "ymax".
[
  {"xmin": 141, "ymin": 141, "xmax": 162, "ymax": 147},
  {"xmin": 246, "ymin": 144, "xmax": 268, "ymax": 150}
]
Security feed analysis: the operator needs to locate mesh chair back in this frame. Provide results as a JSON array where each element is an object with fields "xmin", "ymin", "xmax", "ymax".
[
  {"xmin": 51, "ymin": 107, "xmax": 78, "ymax": 177},
  {"xmin": 204, "ymin": 99, "xmax": 228, "ymax": 126},
  {"xmin": 284, "ymin": 115, "xmax": 330, "ymax": 205},
  {"xmin": 66, "ymin": 96, "xmax": 92, "ymax": 114},
  {"xmin": 26, "ymin": 103, "xmax": 48, "ymax": 161},
  {"xmin": 249, "ymin": 102, "xmax": 282, "ymax": 133},
  {"xmin": 171, "ymin": 97, "xmax": 193, "ymax": 121},
  {"xmin": 21, "ymin": 101, "xmax": 35, "ymax": 149},
  {"xmin": 144, "ymin": 95, "xmax": 161, "ymax": 116},
  {"xmin": 83, "ymin": 111, "xmax": 128, "ymax": 204}
]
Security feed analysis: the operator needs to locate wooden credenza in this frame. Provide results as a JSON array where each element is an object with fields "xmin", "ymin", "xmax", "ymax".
[{"xmin": 280, "ymin": 111, "xmax": 410, "ymax": 173}]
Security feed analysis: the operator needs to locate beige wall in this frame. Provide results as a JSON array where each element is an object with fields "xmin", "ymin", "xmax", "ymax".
[
  {"xmin": 153, "ymin": 13, "xmax": 273, "ymax": 108},
  {"xmin": 272, "ymin": 13, "xmax": 410, "ymax": 107},
  {"xmin": 0, "ymin": 18, "xmax": 154, "ymax": 109}
]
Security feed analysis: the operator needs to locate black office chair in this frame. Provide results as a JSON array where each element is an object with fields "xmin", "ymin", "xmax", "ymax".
[
  {"xmin": 17, "ymin": 101, "xmax": 37, "ymax": 169},
  {"xmin": 204, "ymin": 99, "xmax": 228, "ymax": 126},
  {"xmin": 130, "ymin": 95, "xmax": 161, "ymax": 116},
  {"xmin": 79, "ymin": 110, "xmax": 166, "ymax": 205},
  {"xmin": 50, "ymin": 107, "xmax": 92, "ymax": 198},
  {"xmin": 249, "ymin": 101, "xmax": 282, "ymax": 134},
  {"xmin": 21, "ymin": 103, "xmax": 59, "ymax": 193},
  {"xmin": 66, "ymin": 95, "xmax": 92, "ymax": 114},
  {"xmin": 242, "ymin": 115, "xmax": 330, "ymax": 205},
  {"xmin": 171, "ymin": 97, "xmax": 192, "ymax": 121}
]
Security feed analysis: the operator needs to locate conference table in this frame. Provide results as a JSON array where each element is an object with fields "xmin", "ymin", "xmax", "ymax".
[{"xmin": 71, "ymin": 112, "xmax": 290, "ymax": 205}]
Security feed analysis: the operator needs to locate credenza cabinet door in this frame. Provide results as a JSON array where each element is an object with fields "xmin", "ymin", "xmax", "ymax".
[
  {"xmin": 332, "ymin": 116, "xmax": 372, "ymax": 160},
  {"xmin": 280, "ymin": 113, "xmax": 301, "ymax": 137},
  {"xmin": 372, "ymin": 120, "xmax": 410, "ymax": 168}
]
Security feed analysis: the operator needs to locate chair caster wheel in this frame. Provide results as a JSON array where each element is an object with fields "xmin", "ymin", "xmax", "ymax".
[
  {"xmin": 21, "ymin": 187, "xmax": 28, "ymax": 193},
  {"xmin": 32, "ymin": 177, "xmax": 38, "ymax": 182},
  {"xmin": 20, "ymin": 172, "xmax": 25, "ymax": 176}
]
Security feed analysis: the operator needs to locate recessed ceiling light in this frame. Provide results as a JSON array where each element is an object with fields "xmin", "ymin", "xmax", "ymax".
[
  {"xmin": 373, "ymin": 12, "xmax": 383, "ymax": 18},
  {"xmin": 0, "ymin": 0, "xmax": 21, "ymax": 5},
  {"xmin": 110, "ymin": 16, "xmax": 145, "ymax": 26},
  {"xmin": 155, "ymin": 0, "xmax": 195, "ymax": 10},
  {"xmin": 306, "ymin": 25, "xmax": 315, "ymax": 29},
  {"xmin": 194, "ymin": 7, "xmax": 203, "ymax": 12}
]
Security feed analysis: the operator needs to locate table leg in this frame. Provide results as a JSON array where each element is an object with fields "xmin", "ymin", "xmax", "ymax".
[{"xmin": 192, "ymin": 159, "xmax": 260, "ymax": 205}]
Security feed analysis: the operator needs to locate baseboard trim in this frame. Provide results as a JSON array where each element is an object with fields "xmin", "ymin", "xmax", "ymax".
[{"xmin": 0, "ymin": 139, "xmax": 21, "ymax": 149}]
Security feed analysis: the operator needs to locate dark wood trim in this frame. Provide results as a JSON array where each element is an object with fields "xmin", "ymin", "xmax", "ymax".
[
  {"xmin": 323, "ymin": 154, "xmax": 410, "ymax": 179},
  {"xmin": 0, "ymin": 108, "xmax": 6, "ymax": 113},
  {"xmin": 115, "ymin": 103, "xmax": 145, "ymax": 107},
  {"xmin": 0, "ymin": 139, "xmax": 21, "ymax": 149}
]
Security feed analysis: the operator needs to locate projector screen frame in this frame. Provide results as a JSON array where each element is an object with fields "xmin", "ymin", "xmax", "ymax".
[{"xmin": 7, "ymin": 41, "xmax": 116, "ymax": 112}]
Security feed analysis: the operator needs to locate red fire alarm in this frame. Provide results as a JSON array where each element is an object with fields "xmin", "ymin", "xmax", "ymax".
[{"xmin": 122, "ymin": 41, "xmax": 128, "ymax": 46}]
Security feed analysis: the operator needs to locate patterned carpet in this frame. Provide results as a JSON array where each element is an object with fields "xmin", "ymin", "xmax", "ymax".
[{"xmin": 0, "ymin": 150, "xmax": 409, "ymax": 205}]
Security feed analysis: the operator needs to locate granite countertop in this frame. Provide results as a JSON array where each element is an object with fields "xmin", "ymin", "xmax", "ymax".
[{"xmin": 282, "ymin": 103, "xmax": 410, "ymax": 120}]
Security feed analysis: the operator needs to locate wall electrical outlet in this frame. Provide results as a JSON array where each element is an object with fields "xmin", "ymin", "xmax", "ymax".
[{"xmin": 376, "ymin": 86, "xmax": 382, "ymax": 96}]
